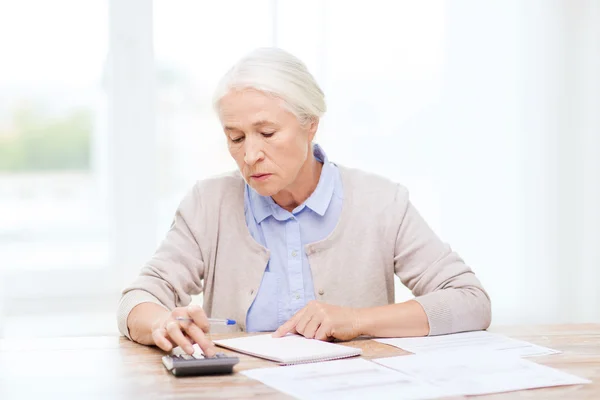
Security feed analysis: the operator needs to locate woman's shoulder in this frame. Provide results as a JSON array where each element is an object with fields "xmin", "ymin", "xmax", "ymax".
[
  {"xmin": 193, "ymin": 170, "xmax": 245, "ymax": 193},
  {"xmin": 179, "ymin": 170, "xmax": 245, "ymax": 212}
]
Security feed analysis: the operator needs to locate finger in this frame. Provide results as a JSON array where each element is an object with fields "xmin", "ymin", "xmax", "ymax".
[
  {"xmin": 273, "ymin": 309, "xmax": 305, "ymax": 338},
  {"xmin": 166, "ymin": 320, "xmax": 194, "ymax": 354},
  {"xmin": 182, "ymin": 322, "xmax": 217, "ymax": 357},
  {"xmin": 187, "ymin": 304, "xmax": 210, "ymax": 332},
  {"xmin": 314, "ymin": 321, "xmax": 332, "ymax": 341},
  {"xmin": 176, "ymin": 319, "xmax": 199, "ymax": 346},
  {"xmin": 152, "ymin": 327, "xmax": 174, "ymax": 352},
  {"xmin": 296, "ymin": 312, "xmax": 314, "ymax": 335},
  {"xmin": 302, "ymin": 314, "xmax": 323, "ymax": 339}
]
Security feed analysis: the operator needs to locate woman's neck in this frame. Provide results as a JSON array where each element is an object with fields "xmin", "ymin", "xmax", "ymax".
[{"xmin": 272, "ymin": 151, "xmax": 323, "ymax": 212}]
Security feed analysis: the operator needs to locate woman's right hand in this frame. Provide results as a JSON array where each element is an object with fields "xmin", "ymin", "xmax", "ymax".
[{"xmin": 150, "ymin": 304, "xmax": 217, "ymax": 357}]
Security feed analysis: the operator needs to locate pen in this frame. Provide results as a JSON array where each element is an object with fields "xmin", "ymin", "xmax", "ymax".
[{"xmin": 175, "ymin": 317, "xmax": 236, "ymax": 326}]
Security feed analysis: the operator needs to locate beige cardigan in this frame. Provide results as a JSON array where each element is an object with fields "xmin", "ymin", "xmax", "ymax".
[{"xmin": 117, "ymin": 166, "xmax": 491, "ymax": 338}]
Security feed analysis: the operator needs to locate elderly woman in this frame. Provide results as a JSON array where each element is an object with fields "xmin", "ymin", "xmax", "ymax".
[{"xmin": 118, "ymin": 47, "xmax": 491, "ymax": 357}]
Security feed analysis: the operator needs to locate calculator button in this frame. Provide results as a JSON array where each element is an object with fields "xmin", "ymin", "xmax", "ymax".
[
  {"xmin": 215, "ymin": 353, "xmax": 227, "ymax": 358},
  {"xmin": 192, "ymin": 353, "xmax": 205, "ymax": 359},
  {"xmin": 181, "ymin": 354, "xmax": 193, "ymax": 360}
]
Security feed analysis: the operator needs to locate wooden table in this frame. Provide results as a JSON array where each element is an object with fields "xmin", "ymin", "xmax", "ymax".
[{"xmin": 0, "ymin": 324, "xmax": 598, "ymax": 399}]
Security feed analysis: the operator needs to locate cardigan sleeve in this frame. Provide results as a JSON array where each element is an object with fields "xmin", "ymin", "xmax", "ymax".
[
  {"xmin": 116, "ymin": 184, "xmax": 206, "ymax": 339},
  {"xmin": 392, "ymin": 186, "xmax": 492, "ymax": 335}
]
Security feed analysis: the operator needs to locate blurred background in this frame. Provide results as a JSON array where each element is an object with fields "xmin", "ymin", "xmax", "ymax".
[{"xmin": 0, "ymin": 0, "xmax": 598, "ymax": 338}]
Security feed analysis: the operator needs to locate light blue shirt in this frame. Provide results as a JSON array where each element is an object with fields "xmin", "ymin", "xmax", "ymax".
[{"xmin": 244, "ymin": 144, "xmax": 343, "ymax": 332}]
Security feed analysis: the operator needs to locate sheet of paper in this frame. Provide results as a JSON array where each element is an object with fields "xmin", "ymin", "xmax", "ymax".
[
  {"xmin": 375, "ymin": 331, "xmax": 560, "ymax": 357},
  {"xmin": 374, "ymin": 351, "xmax": 590, "ymax": 397},
  {"xmin": 214, "ymin": 334, "xmax": 361, "ymax": 364},
  {"xmin": 242, "ymin": 358, "xmax": 449, "ymax": 400}
]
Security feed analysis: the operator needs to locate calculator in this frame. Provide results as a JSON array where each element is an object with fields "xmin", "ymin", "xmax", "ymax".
[{"xmin": 162, "ymin": 349, "xmax": 240, "ymax": 377}]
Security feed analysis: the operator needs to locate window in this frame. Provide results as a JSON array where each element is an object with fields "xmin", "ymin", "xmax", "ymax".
[
  {"xmin": 0, "ymin": 0, "xmax": 155, "ymax": 336},
  {"xmin": 0, "ymin": 1, "xmax": 112, "ymax": 306}
]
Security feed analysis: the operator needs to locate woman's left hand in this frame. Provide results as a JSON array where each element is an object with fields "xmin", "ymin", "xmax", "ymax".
[{"xmin": 272, "ymin": 301, "xmax": 362, "ymax": 341}]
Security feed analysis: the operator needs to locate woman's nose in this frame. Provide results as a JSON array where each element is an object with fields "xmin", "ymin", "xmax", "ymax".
[{"xmin": 243, "ymin": 138, "xmax": 265, "ymax": 165}]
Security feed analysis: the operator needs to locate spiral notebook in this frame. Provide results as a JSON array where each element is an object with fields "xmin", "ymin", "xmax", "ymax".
[{"xmin": 213, "ymin": 334, "xmax": 362, "ymax": 365}]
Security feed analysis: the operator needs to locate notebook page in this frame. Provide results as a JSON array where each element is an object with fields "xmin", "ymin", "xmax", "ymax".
[{"xmin": 213, "ymin": 334, "xmax": 362, "ymax": 364}]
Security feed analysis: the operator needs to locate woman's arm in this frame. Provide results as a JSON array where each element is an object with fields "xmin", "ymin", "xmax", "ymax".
[
  {"xmin": 273, "ymin": 299, "xmax": 429, "ymax": 340},
  {"xmin": 392, "ymin": 188, "xmax": 491, "ymax": 336},
  {"xmin": 117, "ymin": 185, "xmax": 207, "ymax": 343},
  {"xmin": 356, "ymin": 300, "xmax": 430, "ymax": 337}
]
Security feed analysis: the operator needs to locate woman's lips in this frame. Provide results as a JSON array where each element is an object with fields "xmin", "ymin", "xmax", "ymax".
[{"xmin": 250, "ymin": 173, "xmax": 272, "ymax": 181}]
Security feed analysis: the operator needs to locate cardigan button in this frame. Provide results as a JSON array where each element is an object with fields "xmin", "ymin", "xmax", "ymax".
[
  {"xmin": 318, "ymin": 289, "xmax": 324, "ymax": 296},
  {"xmin": 250, "ymin": 289, "xmax": 255, "ymax": 295}
]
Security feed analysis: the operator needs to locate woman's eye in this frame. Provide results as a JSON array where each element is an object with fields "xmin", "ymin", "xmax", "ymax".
[
  {"xmin": 231, "ymin": 136, "xmax": 244, "ymax": 144},
  {"xmin": 261, "ymin": 132, "xmax": 275, "ymax": 138}
]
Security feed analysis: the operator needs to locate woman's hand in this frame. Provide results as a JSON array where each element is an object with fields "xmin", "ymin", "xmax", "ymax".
[
  {"xmin": 272, "ymin": 301, "xmax": 362, "ymax": 341},
  {"xmin": 151, "ymin": 304, "xmax": 217, "ymax": 356}
]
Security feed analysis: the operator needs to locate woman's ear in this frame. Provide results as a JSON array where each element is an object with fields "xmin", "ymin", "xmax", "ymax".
[{"xmin": 306, "ymin": 117, "xmax": 319, "ymax": 142}]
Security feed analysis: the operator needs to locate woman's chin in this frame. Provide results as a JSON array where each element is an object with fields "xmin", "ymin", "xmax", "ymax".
[{"xmin": 248, "ymin": 180, "xmax": 280, "ymax": 197}]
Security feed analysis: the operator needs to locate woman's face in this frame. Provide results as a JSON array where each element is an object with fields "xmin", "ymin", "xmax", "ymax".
[{"xmin": 219, "ymin": 89, "xmax": 317, "ymax": 197}]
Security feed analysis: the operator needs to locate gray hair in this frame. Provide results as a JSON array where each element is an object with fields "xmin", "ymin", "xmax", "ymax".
[{"xmin": 213, "ymin": 47, "xmax": 326, "ymax": 124}]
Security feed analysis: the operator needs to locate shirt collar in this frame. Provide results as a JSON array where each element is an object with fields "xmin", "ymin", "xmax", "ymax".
[{"xmin": 248, "ymin": 143, "xmax": 335, "ymax": 223}]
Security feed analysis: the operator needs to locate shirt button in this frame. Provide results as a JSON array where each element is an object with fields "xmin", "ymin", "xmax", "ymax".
[
  {"xmin": 295, "ymin": 293, "xmax": 300, "ymax": 300},
  {"xmin": 318, "ymin": 289, "xmax": 325, "ymax": 296},
  {"xmin": 291, "ymin": 250, "xmax": 298, "ymax": 258}
]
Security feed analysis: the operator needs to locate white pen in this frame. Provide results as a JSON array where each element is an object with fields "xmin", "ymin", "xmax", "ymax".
[{"xmin": 175, "ymin": 317, "xmax": 236, "ymax": 326}]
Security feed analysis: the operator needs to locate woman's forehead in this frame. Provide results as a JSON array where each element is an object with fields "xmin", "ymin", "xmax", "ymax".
[
  {"xmin": 221, "ymin": 107, "xmax": 279, "ymax": 126},
  {"xmin": 221, "ymin": 89, "xmax": 278, "ymax": 109},
  {"xmin": 219, "ymin": 90, "xmax": 291, "ymax": 126}
]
